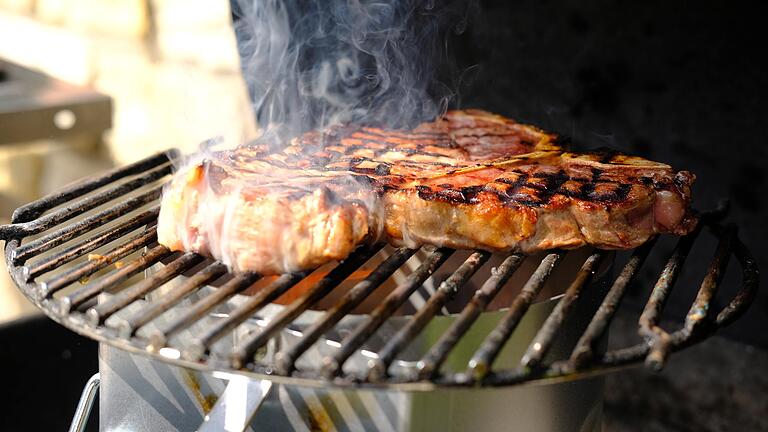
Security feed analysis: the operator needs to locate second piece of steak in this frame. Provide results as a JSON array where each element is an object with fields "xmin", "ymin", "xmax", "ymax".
[{"xmin": 158, "ymin": 110, "xmax": 696, "ymax": 274}]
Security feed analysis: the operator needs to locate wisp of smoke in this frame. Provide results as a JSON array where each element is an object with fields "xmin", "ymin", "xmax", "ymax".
[
  {"xmin": 233, "ymin": 0, "xmax": 472, "ymax": 144},
  {"xmin": 157, "ymin": 0, "xmax": 476, "ymax": 274}
]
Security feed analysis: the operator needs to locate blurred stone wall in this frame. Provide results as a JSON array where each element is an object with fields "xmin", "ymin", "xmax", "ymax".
[
  {"xmin": 0, "ymin": 0, "xmax": 255, "ymax": 323},
  {"xmin": 0, "ymin": 0, "xmax": 256, "ymax": 164}
]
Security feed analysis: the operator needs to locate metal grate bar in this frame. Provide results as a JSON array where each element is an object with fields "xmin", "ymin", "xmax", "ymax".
[
  {"xmin": 230, "ymin": 245, "xmax": 384, "ymax": 369},
  {"xmin": 186, "ymin": 271, "xmax": 309, "ymax": 361},
  {"xmin": 549, "ymin": 230, "xmax": 757, "ymax": 379},
  {"xmin": 148, "ymin": 273, "xmax": 262, "ymax": 349},
  {"xmin": 716, "ymin": 238, "xmax": 759, "ymax": 326},
  {"xmin": 646, "ymin": 226, "xmax": 736, "ymax": 370},
  {"xmin": 7, "ymin": 164, "xmax": 170, "ymax": 242},
  {"xmin": 39, "ymin": 227, "xmax": 158, "ymax": 298},
  {"xmin": 117, "ymin": 262, "xmax": 228, "ymax": 338},
  {"xmin": 570, "ymin": 239, "xmax": 657, "ymax": 368},
  {"xmin": 274, "ymin": 247, "xmax": 418, "ymax": 375},
  {"xmin": 60, "ymin": 245, "xmax": 172, "ymax": 314},
  {"xmin": 23, "ymin": 207, "xmax": 160, "ymax": 282},
  {"xmin": 321, "ymin": 248, "xmax": 454, "ymax": 378},
  {"xmin": 684, "ymin": 226, "xmax": 735, "ymax": 331},
  {"xmin": 416, "ymin": 253, "xmax": 526, "ymax": 380},
  {"xmin": 467, "ymin": 252, "xmax": 564, "ymax": 380},
  {"xmin": 519, "ymin": 251, "xmax": 606, "ymax": 371},
  {"xmin": 367, "ymin": 251, "xmax": 491, "ymax": 381},
  {"xmin": 86, "ymin": 252, "xmax": 204, "ymax": 326},
  {"xmin": 12, "ymin": 188, "xmax": 162, "ymax": 265},
  {"xmin": 638, "ymin": 227, "xmax": 700, "ymax": 369},
  {"xmin": 10, "ymin": 151, "xmax": 172, "ymax": 224}
]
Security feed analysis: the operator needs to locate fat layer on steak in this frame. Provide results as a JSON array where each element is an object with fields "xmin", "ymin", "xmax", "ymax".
[{"xmin": 157, "ymin": 110, "xmax": 696, "ymax": 274}]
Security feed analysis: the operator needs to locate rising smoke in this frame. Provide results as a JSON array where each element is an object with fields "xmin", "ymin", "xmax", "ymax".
[
  {"xmin": 232, "ymin": 0, "xmax": 474, "ymax": 144},
  {"xmin": 158, "ymin": 0, "xmax": 476, "ymax": 273}
]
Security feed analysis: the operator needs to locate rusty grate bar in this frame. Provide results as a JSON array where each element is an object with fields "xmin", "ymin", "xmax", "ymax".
[
  {"xmin": 716, "ymin": 238, "xmax": 758, "ymax": 326},
  {"xmin": 116, "ymin": 262, "xmax": 228, "ymax": 338},
  {"xmin": 184, "ymin": 271, "xmax": 308, "ymax": 361},
  {"xmin": 230, "ymin": 244, "xmax": 384, "ymax": 369},
  {"xmin": 148, "ymin": 273, "xmax": 262, "ymax": 349},
  {"xmin": 8, "ymin": 151, "xmax": 172, "ymax": 225},
  {"xmin": 12, "ymin": 188, "xmax": 162, "ymax": 265},
  {"xmin": 23, "ymin": 207, "xmax": 160, "ymax": 281},
  {"xmin": 321, "ymin": 248, "xmax": 454, "ymax": 378},
  {"xmin": 638, "ymin": 227, "xmax": 700, "ymax": 370},
  {"xmin": 39, "ymin": 226, "xmax": 158, "ymax": 298},
  {"xmin": 570, "ymin": 238, "xmax": 657, "ymax": 368},
  {"xmin": 519, "ymin": 251, "xmax": 606, "ymax": 371},
  {"xmin": 9, "ymin": 164, "xmax": 170, "ymax": 243},
  {"xmin": 684, "ymin": 226, "xmax": 735, "ymax": 330},
  {"xmin": 274, "ymin": 247, "xmax": 418, "ymax": 375},
  {"xmin": 60, "ymin": 244, "xmax": 172, "ymax": 314},
  {"xmin": 645, "ymin": 226, "xmax": 735, "ymax": 370},
  {"xmin": 86, "ymin": 252, "xmax": 204, "ymax": 326},
  {"xmin": 467, "ymin": 251, "xmax": 564, "ymax": 380},
  {"xmin": 415, "ymin": 252, "xmax": 526, "ymax": 380},
  {"xmin": 367, "ymin": 250, "xmax": 491, "ymax": 381}
]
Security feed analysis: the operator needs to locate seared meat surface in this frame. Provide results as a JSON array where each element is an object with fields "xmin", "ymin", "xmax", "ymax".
[{"xmin": 158, "ymin": 110, "xmax": 696, "ymax": 274}]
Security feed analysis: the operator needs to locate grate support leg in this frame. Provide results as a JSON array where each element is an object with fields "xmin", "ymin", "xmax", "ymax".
[
  {"xmin": 68, "ymin": 372, "xmax": 100, "ymax": 432},
  {"xmin": 197, "ymin": 374, "xmax": 273, "ymax": 432}
]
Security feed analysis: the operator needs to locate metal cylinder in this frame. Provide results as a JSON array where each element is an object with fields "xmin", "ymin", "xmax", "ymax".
[{"xmin": 99, "ymin": 249, "xmax": 611, "ymax": 432}]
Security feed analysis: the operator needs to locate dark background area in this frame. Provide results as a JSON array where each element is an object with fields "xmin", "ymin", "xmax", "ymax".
[
  {"xmin": 452, "ymin": 0, "xmax": 767, "ymax": 347},
  {"xmin": 0, "ymin": 316, "xmax": 98, "ymax": 431}
]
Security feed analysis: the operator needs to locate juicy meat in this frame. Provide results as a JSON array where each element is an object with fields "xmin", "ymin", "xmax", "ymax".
[{"xmin": 158, "ymin": 110, "xmax": 696, "ymax": 274}]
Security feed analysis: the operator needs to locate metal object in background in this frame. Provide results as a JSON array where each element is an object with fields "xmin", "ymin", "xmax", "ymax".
[
  {"xmin": 0, "ymin": 151, "xmax": 758, "ymax": 390},
  {"xmin": 198, "ymin": 374, "xmax": 272, "ymax": 432},
  {"xmin": 68, "ymin": 373, "xmax": 100, "ymax": 432},
  {"xmin": 0, "ymin": 59, "xmax": 112, "ymax": 145},
  {"xmin": 96, "ymin": 289, "xmax": 606, "ymax": 431}
]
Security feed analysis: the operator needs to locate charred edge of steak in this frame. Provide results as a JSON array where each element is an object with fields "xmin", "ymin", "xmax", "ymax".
[{"xmin": 414, "ymin": 181, "xmax": 635, "ymax": 207}]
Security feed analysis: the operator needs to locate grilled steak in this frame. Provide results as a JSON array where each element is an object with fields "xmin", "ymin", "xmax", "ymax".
[{"xmin": 158, "ymin": 110, "xmax": 696, "ymax": 274}]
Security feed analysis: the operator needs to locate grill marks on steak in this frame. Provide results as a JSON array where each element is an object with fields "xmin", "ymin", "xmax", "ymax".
[
  {"xmin": 157, "ymin": 110, "xmax": 696, "ymax": 274},
  {"xmin": 418, "ymin": 167, "xmax": 650, "ymax": 207}
]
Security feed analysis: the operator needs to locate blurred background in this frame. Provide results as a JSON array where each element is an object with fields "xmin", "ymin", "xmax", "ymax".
[
  {"xmin": 0, "ymin": 3, "xmax": 257, "ymax": 428},
  {"xmin": 0, "ymin": 0, "xmax": 256, "ymax": 324}
]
